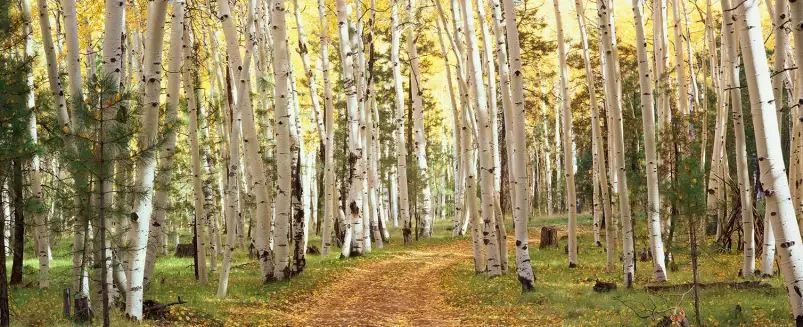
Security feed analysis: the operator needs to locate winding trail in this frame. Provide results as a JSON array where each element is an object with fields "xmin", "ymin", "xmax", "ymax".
[{"xmin": 264, "ymin": 241, "xmax": 472, "ymax": 326}]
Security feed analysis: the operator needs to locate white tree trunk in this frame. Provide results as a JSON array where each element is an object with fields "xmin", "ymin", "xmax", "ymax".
[
  {"xmin": 334, "ymin": 0, "xmax": 364, "ymax": 256},
  {"xmin": 145, "ymin": 0, "xmax": 185, "ymax": 287},
  {"xmin": 573, "ymin": 0, "xmax": 616, "ymax": 273},
  {"xmin": 391, "ymin": 0, "xmax": 413, "ymax": 245},
  {"xmin": 182, "ymin": 25, "xmax": 208, "ymax": 285},
  {"xmin": 127, "ymin": 0, "xmax": 164, "ymax": 319},
  {"xmin": 406, "ymin": 0, "xmax": 433, "ymax": 238},
  {"xmin": 631, "ymin": 0, "xmax": 667, "ymax": 281},
  {"xmin": 598, "ymin": 0, "xmax": 635, "ymax": 288},
  {"xmin": 20, "ymin": 0, "xmax": 50, "ymax": 289},
  {"xmin": 670, "ymin": 0, "xmax": 689, "ymax": 117},
  {"xmin": 552, "ymin": 0, "xmax": 577, "ymax": 268},
  {"xmin": 502, "ymin": 0, "xmax": 536, "ymax": 289},
  {"xmin": 319, "ymin": 0, "xmax": 336, "ymax": 256},
  {"xmin": 732, "ymin": 0, "xmax": 803, "ymax": 317},
  {"xmin": 433, "ymin": 2, "xmax": 463, "ymax": 237},
  {"xmin": 461, "ymin": 0, "xmax": 502, "ymax": 277},
  {"xmin": 720, "ymin": 3, "xmax": 755, "ymax": 277}
]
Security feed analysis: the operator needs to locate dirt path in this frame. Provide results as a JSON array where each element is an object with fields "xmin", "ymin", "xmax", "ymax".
[{"xmin": 268, "ymin": 242, "xmax": 472, "ymax": 326}]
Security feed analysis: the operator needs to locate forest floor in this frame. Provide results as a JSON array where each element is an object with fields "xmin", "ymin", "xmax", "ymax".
[{"xmin": 6, "ymin": 214, "xmax": 797, "ymax": 326}]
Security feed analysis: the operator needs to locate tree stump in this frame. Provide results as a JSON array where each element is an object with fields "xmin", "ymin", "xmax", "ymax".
[
  {"xmin": 539, "ymin": 226, "xmax": 559, "ymax": 249},
  {"xmin": 62, "ymin": 288, "xmax": 70, "ymax": 318},
  {"xmin": 175, "ymin": 244, "xmax": 195, "ymax": 258},
  {"xmin": 73, "ymin": 296, "xmax": 92, "ymax": 323}
]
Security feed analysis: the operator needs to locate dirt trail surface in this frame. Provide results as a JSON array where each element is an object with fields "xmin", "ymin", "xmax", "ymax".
[{"xmin": 243, "ymin": 241, "xmax": 473, "ymax": 326}]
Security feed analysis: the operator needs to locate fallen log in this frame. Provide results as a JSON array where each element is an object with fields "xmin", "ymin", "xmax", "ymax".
[
  {"xmin": 593, "ymin": 280, "xmax": 617, "ymax": 293},
  {"xmin": 143, "ymin": 296, "xmax": 186, "ymax": 320},
  {"xmin": 645, "ymin": 281, "xmax": 771, "ymax": 292}
]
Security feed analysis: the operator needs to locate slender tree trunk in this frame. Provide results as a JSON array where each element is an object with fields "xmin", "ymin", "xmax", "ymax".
[
  {"xmin": 391, "ymin": 0, "xmax": 412, "ymax": 245},
  {"xmin": 20, "ymin": 0, "xmax": 49, "ymax": 288},
  {"xmin": 552, "ymin": 0, "xmax": 577, "ymax": 268},
  {"xmin": 127, "ymin": 0, "xmax": 162, "ymax": 319},
  {"xmin": 731, "ymin": 0, "xmax": 803, "ymax": 318},
  {"xmin": 501, "ymin": 0, "xmax": 536, "ymax": 290},
  {"xmin": 405, "ymin": 0, "xmax": 433, "ymax": 238},
  {"xmin": 183, "ymin": 24, "xmax": 208, "ymax": 285},
  {"xmin": 598, "ymin": 0, "xmax": 635, "ymax": 288},
  {"xmin": 574, "ymin": 0, "xmax": 616, "ymax": 272},
  {"xmin": 462, "ymin": 0, "xmax": 502, "ymax": 277},
  {"xmin": 721, "ymin": 3, "xmax": 755, "ymax": 277},
  {"xmin": 631, "ymin": 0, "xmax": 667, "ymax": 281},
  {"xmin": 319, "ymin": 0, "xmax": 336, "ymax": 256},
  {"xmin": 145, "ymin": 0, "xmax": 185, "ymax": 288}
]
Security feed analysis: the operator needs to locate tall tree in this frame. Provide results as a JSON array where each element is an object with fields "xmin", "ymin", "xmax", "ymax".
[
  {"xmin": 552, "ymin": 0, "xmax": 577, "ymax": 268},
  {"xmin": 461, "ymin": 0, "xmax": 502, "ymax": 277},
  {"xmin": 502, "ymin": 0, "xmax": 536, "ymax": 290},
  {"xmin": 631, "ymin": 0, "xmax": 667, "ymax": 281},
  {"xmin": 598, "ymin": 0, "xmax": 635, "ymax": 288},
  {"xmin": 127, "ymin": 0, "xmax": 162, "ymax": 319},
  {"xmin": 730, "ymin": 0, "xmax": 803, "ymax": 317},
  {"xmin": 391, "ymin": 0, "xmax": 413, "ymax": 245}
]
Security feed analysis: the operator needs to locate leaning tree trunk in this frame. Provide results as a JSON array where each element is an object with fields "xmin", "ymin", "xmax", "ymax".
[
  {"xmin": 598, "ymin": 0, "xmax": 635, "ymax": 288},
  {"xmin": 391, "ymin": 0, "xmax": 413, "ymax": 245},
  {"xmin": 502, "ymin": 0, "xmax": 536, "ymax": 290},
  {"xmin": 553, "ymin": 0, "xmax": 577, "ymax": 268},
  {"xmin": 573, "ymin": 0, "xmax": 616, "ymax": 273},
  {"xmin": 631, "ymin": 0, "xmax": 667, "ymax": 281},
  {"xmin": 783, "ymin": 0, "xmax": 803, "ymax": 278},
  {"xmin": 731, "ymin": 0, "xmax": 803, "ymax": 318},
  {"xmin": 432, "ymin": 1, "xmax": 463, "ymax": 237},
  {"xmin": 127, "ymin": 0, "xmax": 164, "ymax": 320},
  {"xmin": 145, "ymin": 0, "xmax": 185, "ymax": 288},
  {"xmin": 461, "ymin": 0, "xmax": 502, "ymax": 277}
]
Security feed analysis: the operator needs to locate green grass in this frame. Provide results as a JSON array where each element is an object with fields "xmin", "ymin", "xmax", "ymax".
[
  {"xmin": 6, "ymin": 220, "xmax": 458, "ymax": 326},
  {"xmin": 442, "ymin": 213, "xmax": 791, "ymax": 326},
  {"xmin": 7, "ymin": 213, "xmax": 794, "ymax": 326}
]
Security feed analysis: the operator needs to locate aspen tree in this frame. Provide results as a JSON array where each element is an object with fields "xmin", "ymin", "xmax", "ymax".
[
  {"xmin": 319, "ymin": 0, "xmax": 336, "ymax": 256},
  {"xmin": 406, "ymin": 0, "xmax": 433, "ymax": 238},
  {"xmin": 574, "ymin": 0, "xmax": 616, "ymax": 273},
  {"xmin": 40, "ymin": 0, "xmax": 89, "ymax": 299},
  {"xmin": 145, "ymin": 0, "xmax": 185, "ymax": 287},
  {"xmin": 473, "ymin": 0, "xmax": 500, "ymax": 198},
  {"xmin": 502, "ymin": 0, "xmax": 536, "ymax": 289},
  {"xmin": 432, "ymin": 1, "xmax": 463, "ymax": 237},
  {"xmin": 182, "ymin": 25, "xmax": 208, "ymax": 285},
  {"xmin": 787, "ymin": 0, "xmax": 803, "ymax": 276},
  {"xmin": 128, "ymin": 0, "xmax": 164, "ymax": 319},
  {"xmin": 552, "ymin": 0, "xmax": 577, "ymax": 268},
  {"xmin": 335, "ymin": 0, "xmax": 364, "ymax": 256},
  {"xmin": 631, "ymin": 0, "xmax": 667, "ymax": 281},
  {"xmin": 391, "ymin": 0, "xmax": 413, "ymax": 245},
  {"xmin": 730, "ymin": 0, "xmax": 803, "ymax": 317},
  {"xmin": 598, "ymin": 0, "xmax": 635, "ymax": 288},
  {"xmin": 720, "ymin": 1, "xmax": 755, "ymax": 277},
  {"xmin": 20, "ymin": 0, "xmax": 49, "ymax": 289},
  {"xmin": 461, "ymin": 0, "xmax": 502, "ymax": 277}
]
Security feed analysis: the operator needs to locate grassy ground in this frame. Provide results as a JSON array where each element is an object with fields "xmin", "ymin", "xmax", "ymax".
[
  {"xmin": 6, "ymin": 214, "xmax": 794, "ymax": 326},
  {"xmin": 6, "ymin": 221, "xmax": 456, "ymax": 326},
  {"xmin": 441, "ymin": 214, "xmax": 791, "ymax": 326}
]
